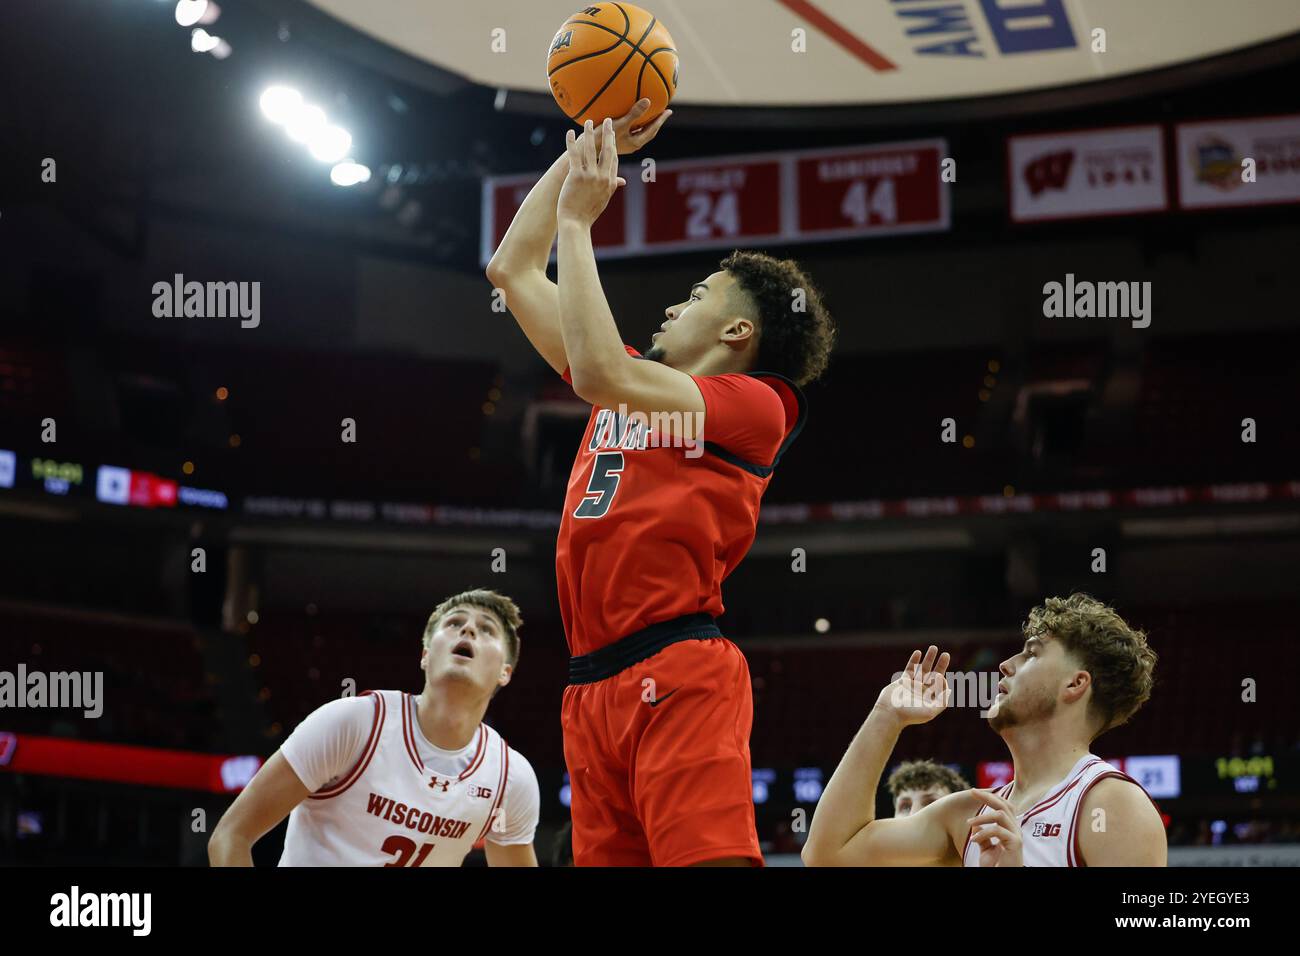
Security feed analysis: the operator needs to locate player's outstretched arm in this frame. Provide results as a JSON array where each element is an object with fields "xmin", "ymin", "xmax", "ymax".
[
  {"xmin": 208, "ymin": 751, "xmax": 310, "ymax": 866},
  {"xmin": 556, "ymin": 119, "xmax": 704, "ymax": 429},
  {"xmin": 803, "ymin": 647, "xmax": 956, "ymax": 866},
  {"xmin": 485, "ymin": 152, "xmax": 571, "ymax": 375},
  {"xmin": 487, "ymin": 100, "xmax": 669, "ymax": 377},
  {"xmin": 1075, "ymin": 777, "xmax": 1168, "ymax": 866}
]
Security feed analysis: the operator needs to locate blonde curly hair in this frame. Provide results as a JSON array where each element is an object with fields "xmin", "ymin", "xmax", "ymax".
[{"xmin": 1023, "ymin": 593, "xmax": 1156, "ymax": 739}]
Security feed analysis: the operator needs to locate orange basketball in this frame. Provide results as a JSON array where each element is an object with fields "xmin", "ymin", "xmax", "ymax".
[{"xmin": 547, "ymin": 3, "xmax": 678, "ymax": 127}]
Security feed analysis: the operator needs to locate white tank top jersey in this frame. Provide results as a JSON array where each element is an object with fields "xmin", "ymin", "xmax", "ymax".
[
  {"xmin": 278, "ymin": 690, "xmax": 539, "ymax": 867},
  {"xmin": 962, "ymin": 754, "xmax": 1157, "ymax": 867}
]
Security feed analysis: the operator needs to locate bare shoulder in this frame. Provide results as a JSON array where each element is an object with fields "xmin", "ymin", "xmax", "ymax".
[{"xmin": 1077, "ymin": 776, "xmax": 1167, "ymax": 866}]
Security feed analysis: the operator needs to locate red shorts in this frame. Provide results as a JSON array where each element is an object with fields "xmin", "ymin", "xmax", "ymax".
[{"xmin": 561, "ymin": 636, "xmax": 764, "ymax": 867}]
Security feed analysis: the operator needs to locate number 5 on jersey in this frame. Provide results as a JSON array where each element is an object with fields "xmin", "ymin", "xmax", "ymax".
[{"xmin": 574, "ymin": 452, "xmax": 624, "ymax": 519}]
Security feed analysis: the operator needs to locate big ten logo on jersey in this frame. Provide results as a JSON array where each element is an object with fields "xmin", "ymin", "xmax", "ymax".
[
  {"xmin": 1031, "ymin": 822, "xmax": 1062, "ymax": 838},
  {"xmin": 468, "ymin": 785, "xmax": 494, "ymax": 800},
  {"xmin": 589, "ymin": 409, "xmax": 650, "ymax": 453}
]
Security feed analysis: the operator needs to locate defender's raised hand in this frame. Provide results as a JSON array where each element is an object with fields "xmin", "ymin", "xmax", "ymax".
[{"xmin": 874, "ymin": 645, "xmax": 952, "ymax": 727}]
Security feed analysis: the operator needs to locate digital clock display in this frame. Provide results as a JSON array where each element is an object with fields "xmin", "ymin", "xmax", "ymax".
[
  {"xmin": 31, "ymin": 458, "xmax": 84, "ymax": 484},
  {"xmin": 1215, "ymin": 756, "xmax": 1277, "ymax": 791}
]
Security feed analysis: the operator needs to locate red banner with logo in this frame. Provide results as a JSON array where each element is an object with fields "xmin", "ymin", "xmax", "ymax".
[{"xmin": 0, "ymin": 733, "xmax": 261, "ymax": 792}]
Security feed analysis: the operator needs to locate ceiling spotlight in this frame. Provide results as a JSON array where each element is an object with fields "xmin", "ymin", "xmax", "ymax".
[
  {"xmin": 330, "ymin": 162, "xmax": 372, "ymax": 187},
  {"xmin": 285, "ymin": 104, "xmax": 327, "ymax": 144},
  {"xmin": 814, "ymin": 618, "xmax": 830, "ymax": 634},
  {"xmin": 212, "ymin": 39, "xmax": 232, "ymax": 60},
  {"xmin": 308, "ymin": 126, "xmax": 353, "ymax": 163},
  {"xmin": 191, "ymin": 28, "xmax": 220, "ymax": 53},
  {"xmin": 175, "ymin": 0, "xmax": 207, "ymax": 28},
  {"xmin": 259, "ymin": 86, "xmax": 301, "ymax": 124}
]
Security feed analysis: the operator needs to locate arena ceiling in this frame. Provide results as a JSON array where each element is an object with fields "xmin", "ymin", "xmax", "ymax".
[{"xmin": 300, "ymin": 0, "xmax": 1300, "ymax": 108}]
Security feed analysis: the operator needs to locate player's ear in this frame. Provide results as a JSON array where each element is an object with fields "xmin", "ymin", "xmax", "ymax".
[
  {"xmin": 720, "ymin": 315, "xmax": 755, "ymax": 344},
  {"xmin": 1063, "ymin": 669, "xmax": 1091, "ymax": 704}
]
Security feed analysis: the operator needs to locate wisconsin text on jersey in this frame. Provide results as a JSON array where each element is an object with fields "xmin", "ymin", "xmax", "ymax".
[{"xmin": 365, "ymin": 792, "xmax": 476, "ymax": 840}]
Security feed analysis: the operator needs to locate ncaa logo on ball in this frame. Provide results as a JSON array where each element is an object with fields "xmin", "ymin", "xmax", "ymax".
[{"xmin": 550, "ymin": 30, "xmax": 573, "ymax": 55}]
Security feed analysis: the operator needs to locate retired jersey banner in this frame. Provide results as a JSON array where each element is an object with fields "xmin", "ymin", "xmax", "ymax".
[
  {"xmin": 481, "ymin": 139, "xmax": 949, "ymax": 264},
  {"xmin": 1009, "ymin": 125, "xmax": 1168, "ymax": 222},
  {"xmin": 1176, "ymin": 114, "xmax": 1300, "ymax": 209}
]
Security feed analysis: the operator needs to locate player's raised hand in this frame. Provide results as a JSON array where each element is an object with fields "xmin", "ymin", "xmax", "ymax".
[
  {"xmin": 873, "ymin": 646, "xmax": 952, "ymax": 727},
  {"xmin": 574, "ymin": 99, "xmax": 672, "ymax": 156},
  {"xmin": 558, "ymin": 118, "xmax": 627, "ymax": 227},
  {"xmin": 611, "ymin": 98, "xmax": 671, "ymax": 154},
  {"xmin": 966, "ymin": 789, "xmax": 1024, "ymax": 867}
]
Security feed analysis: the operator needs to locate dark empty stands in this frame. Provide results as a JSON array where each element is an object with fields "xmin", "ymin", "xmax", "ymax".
[{"xmin": 0, "ymin": 605, "xmax": 217, "ymax": 750}]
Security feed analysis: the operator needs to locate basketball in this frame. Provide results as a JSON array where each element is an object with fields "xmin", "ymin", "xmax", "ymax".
[{"xmin": 547, "ymin": 3, "xmax": 678, "ymax": 127}]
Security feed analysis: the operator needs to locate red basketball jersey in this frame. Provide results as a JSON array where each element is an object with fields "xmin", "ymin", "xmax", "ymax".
[{"xmin": 556, "ymin": 349, "xmax": 806, "ymax": 655}]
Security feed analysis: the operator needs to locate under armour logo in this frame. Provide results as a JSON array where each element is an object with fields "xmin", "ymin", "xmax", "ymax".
[{"xmin": 428, "ymin": 775, "xmax": 451, "ymax": 792}]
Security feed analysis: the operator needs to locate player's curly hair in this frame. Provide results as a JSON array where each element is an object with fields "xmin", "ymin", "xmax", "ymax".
[
  {"xmin": 1022, "ymin": 593, "xmax": 1157, "ymax": 739},
  {"xmin": 720, "ymin": 250, "xmax": 836, "ymax": 386},
  {"xmin": 886, "ymin": 759, "xmax": 970, "ymax": 799},
  {"xmin": 425, "ymin": 588, "xmax": 523, "ymax": 667}
]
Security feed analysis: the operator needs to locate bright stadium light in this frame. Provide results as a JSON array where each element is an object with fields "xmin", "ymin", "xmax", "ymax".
[
  {"xmin": 309, "ymin": 126, "xmax": 352, "ymax": 163},
  {"xmin": 191, "ymin": 28, "xmax": 220, "ymax": 53},
  {"xmin": 175, "ymin": 0, "xmax": 207, "ymax": 27},
  {"xmin": 285, "ymin": 103, "xmax": 327, "ymax": 144},
  {"xmin": 330, "ymin": 161, "xmax": 372, "ymax": 187},
  {"xmin": 259, "ymin": 86, "xmax": 301, "ymax": 125}
]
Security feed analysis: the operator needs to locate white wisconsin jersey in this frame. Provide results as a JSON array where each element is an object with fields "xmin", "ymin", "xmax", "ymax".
[
  {"xmin": 281, "ymin": 691, "xmax": 511, "ymax": 867},
  {"xmin": 962, "ymin": 754, "xmax": 1153, "ymax": 867}
]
